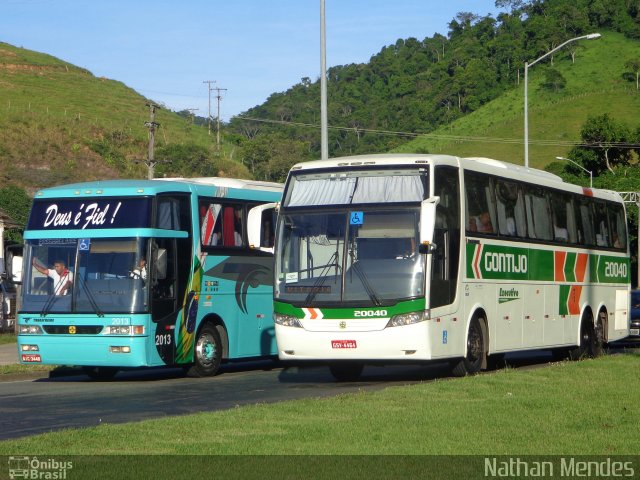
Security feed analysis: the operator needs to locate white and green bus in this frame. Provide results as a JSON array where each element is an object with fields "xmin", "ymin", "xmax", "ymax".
[{"xmin": 266, "ymin": 154, "xmax": 630, "ymax": 380}]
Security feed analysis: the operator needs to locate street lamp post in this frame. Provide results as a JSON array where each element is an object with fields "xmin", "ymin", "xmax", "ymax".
[
  {"xmin": 556, "ymin": 156, "xmax": 593, "ymax": 188},
  {"xmin": 320, "ymin": 0, "xmax": 328, "ymax": 160},
  {"xmin": 524, "ymin": 33, "xmax": 601, "ymax": 168}
]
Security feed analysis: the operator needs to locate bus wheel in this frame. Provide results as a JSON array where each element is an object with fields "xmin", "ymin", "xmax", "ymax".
[
  {"xmin": 592, "ymin": 311, "xmax": 605, "ymax": 358},
  {"xmin": 83, "ymin": 366, "xmax": 118, "ymax": 381},
  {"xmin": 187, "ymin": 324, "xmax": 223, "ymax": 377},
  {"xmin": 451, "ymin": 316, "xmax": 485, "ymax": 377},
  {"xmin": 569, "ymin": 311, "xmax": 603, "ymax": 360},
  {"xmin": 329, "ymin": 363, "xmax": 363, "ymax": 382}
]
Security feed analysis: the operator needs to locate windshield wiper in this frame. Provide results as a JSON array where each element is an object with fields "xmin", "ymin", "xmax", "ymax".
[
  {"xmin": 40, "ymin": 292, "xmax": 60, "ymax": 317},
  {"xmin": 78, "ymin": 275, "xmax": 105, "ymax": 318},
  {"xmin": 304, "ymin": 251, "xmax": 339, "ymax": 305},
  {"xmin": 348, "ymin": 249, "xmax": 382, "ymax": 307}
]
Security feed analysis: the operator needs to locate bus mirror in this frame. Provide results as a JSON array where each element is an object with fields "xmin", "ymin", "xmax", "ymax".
[
  {"xmin": 11, "ymin": 255, "xmax": 23, "ymax": 284},
  {"xmin": 418, "ymin": 242, "xmax": 437, "ymax": 255},
  {"xmin": 155, "ymin": 248, "xmax": 167, "ymax": 280},
  {"xmin": 247, "ymin": 203, "xmax": 277, "ymax": 254},
  {"xmin": 420, "ymin": 196, "xmax": 440, "ymax": 248}
]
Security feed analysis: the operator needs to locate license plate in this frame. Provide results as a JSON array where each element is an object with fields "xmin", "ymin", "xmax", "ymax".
[
  {"xmin": 21, "ymin": 354, "xmax": 42, "ymax": 363},
  {"xmin": 331, "ymin": 340, "xmax": 357, "ymax": 349},
  {"xmin": 630, "ymin": 328, "xmax": 639, "ymax": 336}
]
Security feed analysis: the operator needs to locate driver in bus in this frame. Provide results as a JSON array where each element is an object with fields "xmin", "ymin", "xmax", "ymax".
[{"xmin": 32, "ymin": 259, "xmax": 73, "ymax": 296}]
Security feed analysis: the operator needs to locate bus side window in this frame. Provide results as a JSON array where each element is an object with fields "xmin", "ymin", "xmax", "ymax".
[
  {"xmin": 549, "ymin": 191, "xmax": 574, "ymax": 243},
  {"xmin": 524, "ymin": 185, "xmax": 552, "ymax": 241},
  {"xmin": 464, "ymin": 172, "xmax": 496, "ymax": 235},
  {"xmin": 608, "ymin": 203, "xmax": 626, "ymax": 250},
  {"xmin": 594, "ymin": 201, "xmax": 610, "ymax": 247},
  {"xmin": 199, "ymin": 201, "xmax": 244, "ymax": 248},
  {"xmin": 496, "ymin": 180, "xmax": 526, "ymax": 237}
]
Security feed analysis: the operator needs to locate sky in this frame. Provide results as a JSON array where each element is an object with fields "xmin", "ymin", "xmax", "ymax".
[{"xmin": 0, "ymin": 0, "xmax": 502, "ymax": 121}]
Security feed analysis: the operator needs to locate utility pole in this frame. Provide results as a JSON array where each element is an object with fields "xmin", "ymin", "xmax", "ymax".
[
  {"xmin": 144, "ymin": 103, "xmax": 160, "ymax": 180},
  {"xmin": 203, "ymin": 80, "xmax": 216, "ymax": 135},
  {"xmin": 213, "ymin": 87, "xmax": 227, "ymax": 148},
  {"xmin": 186, "ymin": 108, "xmax": 199, "ymax": 124}
]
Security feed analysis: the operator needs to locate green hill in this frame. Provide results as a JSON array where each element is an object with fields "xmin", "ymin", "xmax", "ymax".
[
  {"xmin": 0, "ymin": 42, "xmax": 246, "ymax": 192},
  {"xmin": 394, "ymin": 31, "xmax": 640, "ymax": 170}
]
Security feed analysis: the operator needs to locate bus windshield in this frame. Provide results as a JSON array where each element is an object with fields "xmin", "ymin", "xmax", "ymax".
[
  {"xmin": 275, "ymin": 209, "xmax": 424, "ymax": 306},
  {"xmin": 23, "ymin": 238, "xmax": 149, "ymax": 314}
]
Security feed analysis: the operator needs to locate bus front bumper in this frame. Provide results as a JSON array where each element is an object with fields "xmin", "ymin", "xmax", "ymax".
[
  {"xmin": 275, "ymin": 322, "xmax": 434, "ymax": 361},
  {"xmin": 17, "ymin": 335, "xmax": 151, "ymax": 367}
]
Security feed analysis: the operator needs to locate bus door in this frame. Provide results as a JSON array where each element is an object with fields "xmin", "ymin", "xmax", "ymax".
[{"xmin": 235, "ymin": 204, "xmax": 277, "ymax": 357}]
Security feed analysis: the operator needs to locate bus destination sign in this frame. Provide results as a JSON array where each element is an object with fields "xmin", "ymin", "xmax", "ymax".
[{"xmin": 28, "ymin": 198, "xmax": 152, "ymax": 230}]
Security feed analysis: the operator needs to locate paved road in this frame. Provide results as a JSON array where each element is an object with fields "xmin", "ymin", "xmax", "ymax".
[
  {"xmin": 0, "ymin": 360, "xmax": 458, "ymax": 441},
  {"xmin": 0, "ymin": 343, "xmax": 637, "ymax": 442}
]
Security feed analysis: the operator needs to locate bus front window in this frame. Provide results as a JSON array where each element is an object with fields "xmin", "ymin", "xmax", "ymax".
[
  {"xmin": 275, "ymin": 209, "xmax": 424, "ymax": 306},
  {"xmin": 22, "ymin": 238, "xmax": 150, "ymax": 314}
]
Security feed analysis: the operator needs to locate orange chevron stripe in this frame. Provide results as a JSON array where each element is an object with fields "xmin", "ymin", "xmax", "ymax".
[
  {"xmin": 575, "ymin": 253, "xmax": 588, "ymax": 282},
  {"xmin": 555, "ymin": 251, "xmax": 567, "ymax": 282},
  {"xmin": 567, "ymin": 285, "xmax": 582, "ymax": 315}
]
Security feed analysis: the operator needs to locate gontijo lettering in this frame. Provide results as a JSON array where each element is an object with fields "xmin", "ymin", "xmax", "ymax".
[{"xmin": 485, "ymin": 252, "xmax": 528, "ymax": 273}]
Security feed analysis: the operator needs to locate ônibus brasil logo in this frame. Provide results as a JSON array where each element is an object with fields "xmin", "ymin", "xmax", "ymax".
[{"xmin": 8, "ymin": 456, "xmax": 73, "ymax": 479}]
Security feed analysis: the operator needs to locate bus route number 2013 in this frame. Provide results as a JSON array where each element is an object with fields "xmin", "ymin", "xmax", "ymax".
[
  {"xmin": 354, "ymin": 310, "xmax": 388, "ymax": 317},
  {"xmin": 155, "ymin": 334, "xmax": 172, "ymax": 346}
]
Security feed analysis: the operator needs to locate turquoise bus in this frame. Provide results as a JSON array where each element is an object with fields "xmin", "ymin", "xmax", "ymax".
[{"xmin": 17, "ymin": 177, "xmax": 281, "ymax": 379}]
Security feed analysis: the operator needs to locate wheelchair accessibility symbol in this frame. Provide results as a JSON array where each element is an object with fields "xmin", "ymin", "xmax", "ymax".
[
  {"xmin": 350, "ymin": 212, "xmax": 363, "ymax": 225},
  {"xmin": 79, "ymin": 239, "xmax": 91, "ymax": 251}
]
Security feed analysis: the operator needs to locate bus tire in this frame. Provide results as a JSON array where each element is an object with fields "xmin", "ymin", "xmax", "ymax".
[
  {"xmin": 592, "ymin": 310, "xmax": 605, "ymax": 358},
  {"xmin": 451, "ymin": 315, "xmax": 485, "ymax": 377},
  {"xmin": 329, "ymin": 363, "xmax": 363, "ymax": 382},
  {"xmin": 83, "ymin": 366, "xmax": 119, "ymax": 381},
  {"xmin": 187, "ymin": 323, "xmax": 223, "ymax": 377},
  {"xmin": 569, "ymin": 310, "xmax": 603, "ymax": 360}
]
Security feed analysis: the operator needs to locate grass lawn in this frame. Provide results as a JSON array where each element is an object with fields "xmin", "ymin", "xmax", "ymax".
[
  {"xmin": 0, "ymin": 353, "xmax": 638, "ymax": 456},
  {"xmin": 0, "ymin": 333, "xmax": 16, "ymax": 345}
]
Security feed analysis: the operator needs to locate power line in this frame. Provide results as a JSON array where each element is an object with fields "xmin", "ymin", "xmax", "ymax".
[{"xmin": 233, "ymin": 115, "xmax": 640, "ymax": 150}]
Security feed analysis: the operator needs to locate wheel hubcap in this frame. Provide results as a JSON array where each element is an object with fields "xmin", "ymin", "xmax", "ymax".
[{"xmin": 196, "ymin": 334, "xmax": 216, "ymax": 366}]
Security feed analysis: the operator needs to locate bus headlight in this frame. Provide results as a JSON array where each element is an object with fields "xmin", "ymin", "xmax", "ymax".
[
  {"xmin": 104, "ymin": 326, "xmax": 144, "ymax": 335},
  {"xmin": 386, "ymin": 311, "xmax": 429, "ymax": 328},
  {"xmin": 19, "ymin": 325, "xmax": 43, "ymax": 335},
  {"xmin": 274, "ymin": 313, "xmax": 303, "ymax": 328},
  {"xmin": 105, "ymin": 326, "xmax": 132, "ymax": 335}
]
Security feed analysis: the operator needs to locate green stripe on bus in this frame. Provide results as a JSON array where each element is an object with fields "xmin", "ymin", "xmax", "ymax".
[
  {"xmin": 466, "ymin": 243, "xmax": 629, "ymax": 284},
  {"xmin": 559, "ymin": 285, "xmax": 571, "ymax": 316},
  {"xmin": 274, "ymin": 298, "xmax": 426, "ymax": 319}
]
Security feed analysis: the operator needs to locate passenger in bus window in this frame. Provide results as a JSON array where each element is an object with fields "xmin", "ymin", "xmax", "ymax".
[
  {"xmin": 478, "ymin": 212, "xmax": 493, "ymax": 233},
  {"xmin": 613, "ymin": 233, "xmax": 622, "ymax": 249},
  {"xmin": 234, "ymin": 207, "xmax": 243, "ymax": 246},
  {"xmin": 468, "ymin": 217, "xmax": 478, "ymax": 232},
  {"xmin": 32, "ymin": 259, "xmax": 73, "ymax": 295}
]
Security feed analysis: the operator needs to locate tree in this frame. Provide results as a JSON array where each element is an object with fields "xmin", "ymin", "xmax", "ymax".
[
  {"xmin": 624, "ymin": 58, "xmax": 640, "ymax": 90},
  {"xmin": 0, "ymin": 186, "xmax": 31, "ymax": 243},
  {"xmin": 541, "ymin": 68, "xmax": 567, "ymax": 92},
  {"xmin": 568, "ymin": 114, "xmax": 633, "ymax": 175}
]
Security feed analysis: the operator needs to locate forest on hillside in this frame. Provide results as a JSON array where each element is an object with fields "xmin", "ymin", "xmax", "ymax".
[{"xmin": 228, "ymin": 0, "xmax": 640, "ymax": 182}]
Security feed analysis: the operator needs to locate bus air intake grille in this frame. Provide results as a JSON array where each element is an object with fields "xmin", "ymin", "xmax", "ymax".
[{"xmin": 43, "ymin": 325, "xmax": 104, "ymax": 335}]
